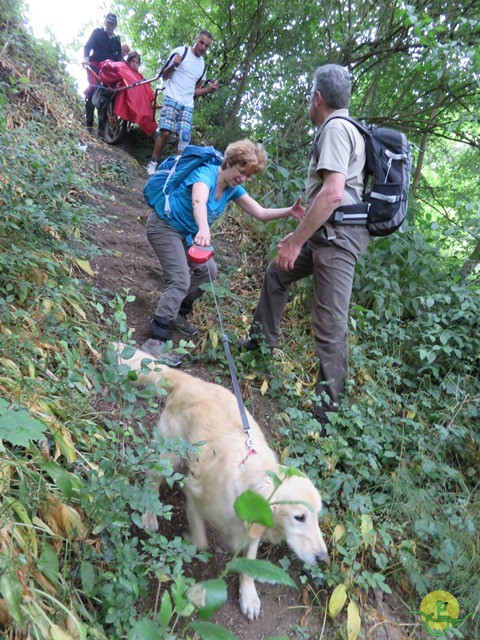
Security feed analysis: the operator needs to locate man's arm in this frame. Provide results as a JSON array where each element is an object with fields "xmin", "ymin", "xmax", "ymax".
[
  {"xmin": 194, "ymin": 80, "xmax": 219, "ymax": 97},
  {"xmin": 275, "ymin": 170, "xmax": 346, "ymax": 271},
  {"xmin": 161, "ymin": 52, "xmax": 183, "ymax": 80},
  {"xmin": 83, "ymin": 29, "xmax": 97, "ymax": 63}
]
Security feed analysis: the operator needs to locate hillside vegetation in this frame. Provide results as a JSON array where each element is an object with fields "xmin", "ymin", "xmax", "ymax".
[{"xmin": 0, "ymin": 3, "xmax": 479, "ymax": 640}]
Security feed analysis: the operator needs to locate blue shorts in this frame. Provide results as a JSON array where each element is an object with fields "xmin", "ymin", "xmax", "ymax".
[{"xmin": 158, "ymin": 96, "xmax": 193, "ymax": 134}]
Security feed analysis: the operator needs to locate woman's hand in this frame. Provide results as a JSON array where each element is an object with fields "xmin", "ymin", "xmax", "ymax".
[
  {"xmin": 194, "ymin": 226, "xmax": 211, "ymax": 247},
  {"xmin": 290, "ymin": 196, "xmax": 306, "ymax": 220}
]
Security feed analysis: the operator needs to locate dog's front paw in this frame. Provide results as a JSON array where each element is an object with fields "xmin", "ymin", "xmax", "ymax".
[
  {"xmin": 142, "ymin": 512, "xmax": 159, "ymax": 532},
  {"xmin": 239, "ymin": 583, "xmax": 261, "ymax": 620}
]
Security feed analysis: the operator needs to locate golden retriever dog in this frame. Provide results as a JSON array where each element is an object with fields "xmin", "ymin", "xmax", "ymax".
[{"xmin": 116, "ymin": 343, "xmax": 329, "ymax": 620}]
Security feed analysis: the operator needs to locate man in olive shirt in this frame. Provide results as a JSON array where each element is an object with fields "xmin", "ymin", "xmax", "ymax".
[{"xmin": 242, "ymin": 64, "xmax": 370, "ymax": 426}]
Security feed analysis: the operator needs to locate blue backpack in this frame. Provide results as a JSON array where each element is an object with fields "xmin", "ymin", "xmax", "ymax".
[{"xmin": 143, "ymin": 145, "xmax": 223, "ymax": 217}]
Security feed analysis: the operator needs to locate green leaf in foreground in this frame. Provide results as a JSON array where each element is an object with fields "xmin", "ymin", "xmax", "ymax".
[
  {"xmin": 227, "ymin": 558, "xmax": 297, "ymax": 588},
  {"xmin": 127, "ymin": 617, "xmax": 163, "ymax": 640},
  {"xmin": 0, "ymin": 398, "xmax": 47, "ymax": 447},
  {"xmin": 187, "ymin": 579, "xmax": 227, "ymax": 619},
  {"xmin": 159, "ymin": 590, "xmax": 173, "ymax": 628},
  {"xmin": 189, "ymin": 621, "xmax": 237, "ymax": 640},
  {"xmin": 40, "ymin": 461, "xmax": 83, "ymax": 500},
  {"xmin": 0, "ymin": 569, "xmax": 24, "ymax": 624},
  {"xmin": 234, "ymin": 490, "xmax": 274, "ymax": 527}
]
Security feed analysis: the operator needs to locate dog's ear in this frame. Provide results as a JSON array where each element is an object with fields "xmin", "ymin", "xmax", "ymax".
[{"xmin": 246, "ymin": 522, "xmax": 266, "ymax": 539}]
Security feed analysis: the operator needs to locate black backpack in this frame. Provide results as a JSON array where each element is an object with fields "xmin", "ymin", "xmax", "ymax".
[{"xmin": 329, "ymin": 117, "xmax": 412, "ymax": 236}]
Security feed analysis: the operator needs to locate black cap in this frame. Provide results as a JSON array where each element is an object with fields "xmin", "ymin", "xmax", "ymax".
[{"xmin": 105, "ymin": 13, "xmax": 118, "ymax": 24}]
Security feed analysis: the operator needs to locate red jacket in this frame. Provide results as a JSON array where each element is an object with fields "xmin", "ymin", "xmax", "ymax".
[{"xmin": 99, "ymin": 61, "xmax": 157, "ymax": 136}]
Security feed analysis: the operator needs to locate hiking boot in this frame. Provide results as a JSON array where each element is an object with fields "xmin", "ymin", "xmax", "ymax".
[
  {"xmin": 173, "ymin": 315, "xmax": 198, "ymax": 337},
  {"xmin": 146, "ymin": 160, "xmax": 158, "ymax": 176},
  {"xmin": 140, "ymin": 339, "xmax": 182, "ymax": 367}
]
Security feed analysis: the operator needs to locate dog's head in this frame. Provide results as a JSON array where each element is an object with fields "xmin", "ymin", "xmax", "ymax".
[{"xmin": 252, "ymin": 474, "xmax": 329, "ymax": 565}]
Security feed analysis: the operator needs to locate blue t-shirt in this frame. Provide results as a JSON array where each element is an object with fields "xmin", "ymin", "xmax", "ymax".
[{"xmin": 161, "ymin": 165, "xmax": 247, "ymax": 239}]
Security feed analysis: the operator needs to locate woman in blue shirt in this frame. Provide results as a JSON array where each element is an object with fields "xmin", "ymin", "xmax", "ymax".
[{"xmin": 143, "ymin": 139, "xmax": 305, "ymax": 365}]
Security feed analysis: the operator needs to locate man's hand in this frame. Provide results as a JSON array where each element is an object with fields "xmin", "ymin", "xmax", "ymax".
[
  {"xmin": 209, "ymin": 80, "xmax": 219, "ymax": 92},
  {"xmin": 274, "ymin": 233, "xmax": 301, "ymax": 271}
]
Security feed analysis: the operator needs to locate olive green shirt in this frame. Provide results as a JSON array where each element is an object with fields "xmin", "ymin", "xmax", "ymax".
[{"xmin": 305, "ymin": 109, "xmax": 366, "ymax": 213}]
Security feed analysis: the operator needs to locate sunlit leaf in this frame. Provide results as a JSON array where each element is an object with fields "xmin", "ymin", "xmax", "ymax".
[
  {"xmin": 333, "ymin": 523, "xmax": 346, "ymax": 542},
  {"xmin": 347, "ymin": 600, "xmax": 361, "ymax": 640},
  {"xmin": 75, "ymin": 258, "xmax": 95, "ymax": 276},
  {"xmin": 50, "ymin": 624, "xmax": 76, "ymax": 640},
  {"xmin": 329, "ymin": 583, "xmax": 347, "ymax": 619},
  {"xmin": 360, "ymin": 514, "xmax": 376, "ymax": 548}
]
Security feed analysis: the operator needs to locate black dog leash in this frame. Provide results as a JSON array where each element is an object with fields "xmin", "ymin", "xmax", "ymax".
[{"xmin": 187, "ymin": 245, "xmax": 254, "ymax": 451}]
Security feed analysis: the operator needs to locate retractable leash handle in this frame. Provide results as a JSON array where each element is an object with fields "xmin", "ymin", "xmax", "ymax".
[{"xmin": 187, "ymin": 244, "xmax": 214, "ymax": 264}]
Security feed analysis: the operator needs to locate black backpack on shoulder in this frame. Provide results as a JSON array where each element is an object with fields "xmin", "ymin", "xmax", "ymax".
[{"xmin": 329, "ymin": 117, "xmax": 412, "ymax": 236}]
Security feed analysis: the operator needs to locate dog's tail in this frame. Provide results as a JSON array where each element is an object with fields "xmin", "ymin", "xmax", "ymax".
[{"xmin": 113, "ymin": 342, "xmax": 186, "ymax": 393}]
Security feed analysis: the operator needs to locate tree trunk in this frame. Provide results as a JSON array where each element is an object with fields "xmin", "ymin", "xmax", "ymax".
[
  {"xmin": 460, "ymin": 238, "xmax": 480, "ymax": 279},
  {"xmin": 224, "ymin": 0, "xmax": 268, "ymax": 129}
]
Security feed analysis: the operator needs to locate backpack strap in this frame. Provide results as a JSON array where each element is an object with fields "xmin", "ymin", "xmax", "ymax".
[
  {"xmin": 165, "ymin": 46, "xmax": 205, "ymax": 84},
  {"xmin": 326, "ymin": 115, "xmax": 370, "ymax": 137},
  {"xmin": 163, "ymin": 154, "xmax": 182, "ymax": 215},
  {"xmin": 198, "ymin": 60, "xmax": 207, "ymax": 85},
  {"xmin": 319, "ymin": 115, "xmax": 370, "ymax": 225},
  {"xmin": 161, "ymin": 46, "xmax": 189, "ymax": 76}
]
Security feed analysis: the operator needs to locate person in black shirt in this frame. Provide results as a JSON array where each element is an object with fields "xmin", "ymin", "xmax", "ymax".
[{"xmin": 82, "ymin": 13, "xmax": 122, "ymax": 134}]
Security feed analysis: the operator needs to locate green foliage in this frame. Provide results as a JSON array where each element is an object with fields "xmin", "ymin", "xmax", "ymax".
[
  {"xmin": 97, "ymin": 158, "xmax": 131, "ymax": 185},
  {"xmin": 201, "ymin": 210, "xmax": 478, "ymax": 639},
  {"xmin": 1, "ymin": 2, "xmax": 478, "ymax": 638},
  {"xmin": 117, "ymin": 0, "xmax": 479, "ymax": 152}
]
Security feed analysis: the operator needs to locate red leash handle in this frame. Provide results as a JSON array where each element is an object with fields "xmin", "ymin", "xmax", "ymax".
[{"xmin": 187, "ymin": 244, "xmax": 214, "ymax": 264}]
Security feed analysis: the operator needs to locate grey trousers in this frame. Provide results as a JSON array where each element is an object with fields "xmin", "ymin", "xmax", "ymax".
[
  {"xmin": 146, "ymin": 212, "xmax": 217, "ymax": 340},
  {"xmin": 251, "ymin": 223, "xmax": 370, "ymax": 420}
]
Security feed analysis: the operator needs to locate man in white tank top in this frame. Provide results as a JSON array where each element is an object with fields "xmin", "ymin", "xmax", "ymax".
[{"xmin": 146, "ymin": 31, "xmax": 219, "ymax": 175}]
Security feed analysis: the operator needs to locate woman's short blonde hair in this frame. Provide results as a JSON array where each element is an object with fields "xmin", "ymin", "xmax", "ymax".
[{"xmin": 222, "ymin": 139, "xmax": 267, "ymax": 175}]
